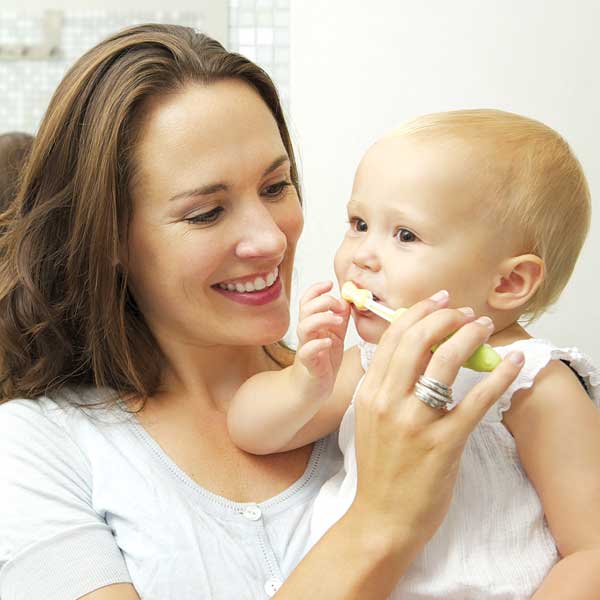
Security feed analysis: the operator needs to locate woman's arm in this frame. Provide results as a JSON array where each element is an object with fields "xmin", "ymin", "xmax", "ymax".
[
  {"xmin": 274, "ymin": 294, "xmax": 525, "ymax": 598},
  {"xmin": 503, "ymin": 360, "xmax": 600, "ymax": 600}
]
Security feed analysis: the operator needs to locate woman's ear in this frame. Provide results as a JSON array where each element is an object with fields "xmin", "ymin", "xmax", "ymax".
[{"xmin": 488, "ymin": 254, "xmax": 545, "ymax": 312}]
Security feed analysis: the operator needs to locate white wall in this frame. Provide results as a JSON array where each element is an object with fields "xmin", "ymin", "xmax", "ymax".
[
  {"xmin": 289, "ymin": 0, "xmax": 600, "ymax": 362},
  {"xmin": 1, "ymin": 1, "xmax": 228, "ymax": 42}
]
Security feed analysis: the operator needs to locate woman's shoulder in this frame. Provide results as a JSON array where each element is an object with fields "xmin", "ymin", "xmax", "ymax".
[
  {"xmin": 0, "ymin": 393, "xmax": 69, "ymax": 434},
  {"xmin": 0, "ymin": 386, "xmax": 130, "ymax": 444}
]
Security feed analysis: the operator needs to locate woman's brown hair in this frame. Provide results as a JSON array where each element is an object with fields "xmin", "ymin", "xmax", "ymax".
[{"xmin": 0, "ymin": 24, "xmax": 300, "ymax": 402}]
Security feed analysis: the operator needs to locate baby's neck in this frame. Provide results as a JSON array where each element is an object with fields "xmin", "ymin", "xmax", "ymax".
[{"xmin": 488, "ymin": 321, "xmax": 531, "ymax": 347}]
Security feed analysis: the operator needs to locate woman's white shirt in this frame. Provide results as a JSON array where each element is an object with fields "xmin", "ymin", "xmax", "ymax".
[{"xmin": 0, "ymin": 388, "xmax": 341, "ymax": 600}]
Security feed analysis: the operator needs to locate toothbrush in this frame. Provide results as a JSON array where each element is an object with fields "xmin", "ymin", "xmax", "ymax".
[
  {"xmin": 341, "ymin": 281, "xmax": 502, "ymax": 372},
  {"xmin": 341, "ymin": 281, "xmax": 404, "ymax": 322}
]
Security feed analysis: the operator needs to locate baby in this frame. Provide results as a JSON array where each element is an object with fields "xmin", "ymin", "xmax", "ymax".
[{"xmin": 228, "ymin": 109, "xmax": 600, "ymax": 599}]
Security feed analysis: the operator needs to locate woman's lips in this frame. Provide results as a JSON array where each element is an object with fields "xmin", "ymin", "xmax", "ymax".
[{"xmin": 212, "ymin": 274, "xmax": 282, "ymax": 306}]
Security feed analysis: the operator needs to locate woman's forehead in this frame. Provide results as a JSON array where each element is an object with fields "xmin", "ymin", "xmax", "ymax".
[
  {"xmin": 139, "ymin": 80, "xmax": 281, "ymax": 151},
  {"xmin": 132, "ymin": 81, "xmax": 287, "ymax": 194}
]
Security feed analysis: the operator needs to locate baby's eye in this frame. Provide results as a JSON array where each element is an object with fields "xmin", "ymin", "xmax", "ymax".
[
  {"xmin": 349, "ymin": 217, "xmax": 368, "ymax": 232},
  {"xmin": 395, "ymin": 228, "xmax": 418, "ymax": 243}
]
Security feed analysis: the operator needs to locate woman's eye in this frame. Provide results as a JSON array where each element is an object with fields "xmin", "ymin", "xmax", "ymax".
[
  {"xmin": 349, "ymin": 217, "xmax": 368, "ymax": 232},
  {"xmin": 185, "ymin": 206, "xmax": 224, "ymax": 225},
  {"xmin": 395, "ymin": 228, "xmax": 417, "ymax": 243},
  {"xmin": 263, "ymin": 181, "xmax": 292, "ymax": 198}
]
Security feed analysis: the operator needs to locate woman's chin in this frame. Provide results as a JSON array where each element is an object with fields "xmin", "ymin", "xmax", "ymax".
[{"xmin": 247, "ymin": 318, "xmax": 290, "ymax": 346}]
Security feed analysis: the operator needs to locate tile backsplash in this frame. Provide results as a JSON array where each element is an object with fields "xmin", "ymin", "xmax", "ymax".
[{"xmin": 0, "ymin": 0, "xmax": 289, "ymax": 133}]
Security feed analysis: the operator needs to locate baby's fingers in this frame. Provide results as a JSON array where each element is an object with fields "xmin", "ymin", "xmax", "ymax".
[
  {"xmin": 300, "ymin": 281, "xmax": 334, "ymax": 309},
  {"xmin": 297, "ymin": 337, "xmax": 333, "ymax": 371},
  {"xmin": 297, "ymin": 312, "xmax": 344, "ymax": 344},
  {"xmin": 300, "ymin": 293, "xmax": 348, "ymax": 321}
]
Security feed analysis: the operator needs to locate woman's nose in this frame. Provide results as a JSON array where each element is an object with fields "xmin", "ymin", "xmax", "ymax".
[{"xmin": 235, "ymin": 203, "xmax": 287, "ymax": 261}]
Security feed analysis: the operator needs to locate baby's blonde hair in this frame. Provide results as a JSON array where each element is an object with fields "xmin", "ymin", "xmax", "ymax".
[{"xmin": 390, "ymin": 109, "xmax": 591, "ymax": 322}]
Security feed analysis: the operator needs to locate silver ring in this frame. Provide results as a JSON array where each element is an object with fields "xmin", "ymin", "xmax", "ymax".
[
  {"xmin": 414, "ymin": 375, "xmax": 453, "ymax": 410},
  {"xmin": 414, "ymin": 385, "xmax": 449, "ymax": 410},
  {"xmin": 418, "ymin": 375, "xmax": 451, "ymax": 396}
]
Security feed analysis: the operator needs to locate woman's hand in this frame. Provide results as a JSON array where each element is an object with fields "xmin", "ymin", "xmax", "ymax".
[{"xmin": 351, "ymin": 291, "xmax": 524, "ymax": 552}]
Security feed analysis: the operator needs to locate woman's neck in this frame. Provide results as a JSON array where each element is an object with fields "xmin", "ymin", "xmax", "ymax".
[{"xmin": 156, "ymin": 341, "xmax": 278, "ymax": 413}]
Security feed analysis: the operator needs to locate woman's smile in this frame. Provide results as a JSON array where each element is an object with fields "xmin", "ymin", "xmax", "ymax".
[{"xmin": 212, "ymin": 266, "xmax": 283, "ymax": 305}]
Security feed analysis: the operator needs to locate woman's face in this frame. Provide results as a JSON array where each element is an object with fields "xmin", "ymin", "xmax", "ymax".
[{"xmin": 125, "ymin": 80, "xmax": 303, "ymax": 350}]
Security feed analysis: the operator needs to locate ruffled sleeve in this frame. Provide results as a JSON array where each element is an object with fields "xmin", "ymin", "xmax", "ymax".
[{"xmin": 486, "ymin": 339, "xmax": 599, "ymax": 422}]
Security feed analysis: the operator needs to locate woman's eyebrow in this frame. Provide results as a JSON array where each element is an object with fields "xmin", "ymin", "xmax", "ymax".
[
  {"xmin": 168, "ymin": 155, "xmax": 289, "ymax": 203},
  {"xmin": 168, "ymin": 182, "xmax": 227, "ymax": 203}
]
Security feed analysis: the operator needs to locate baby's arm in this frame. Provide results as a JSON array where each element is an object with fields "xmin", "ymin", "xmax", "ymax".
[
  {"xmin": 228, "ymin": 281, "xmax": 362, "ymax": 455},
  {"xmin": 503, "ymin": 360, "xmax": 600, "ymax": 599}
]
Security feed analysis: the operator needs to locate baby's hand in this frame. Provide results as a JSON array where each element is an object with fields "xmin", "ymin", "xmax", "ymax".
[{"xmin": 294, "ymin": 281, "xmax": 351, "ymax": 400}]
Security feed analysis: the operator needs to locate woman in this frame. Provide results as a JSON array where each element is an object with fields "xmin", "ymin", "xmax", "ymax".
[{"xmin": 0, "ymin": 25, "xmax": 524, "ymax": 599}]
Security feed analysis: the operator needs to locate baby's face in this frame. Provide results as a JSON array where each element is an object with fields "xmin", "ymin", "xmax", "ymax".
[{"xmin": 335, "ymin": 134, "xmax": 507, "ymax": 343}]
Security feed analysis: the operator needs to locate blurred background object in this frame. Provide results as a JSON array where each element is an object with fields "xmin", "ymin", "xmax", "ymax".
[
  {"xmin": 0, "ymin": 131, "xmax": 33, "ymax": 212},
  {"xmin": 0, "ymin": 0, "xmax": 289, "ymax": 133}
]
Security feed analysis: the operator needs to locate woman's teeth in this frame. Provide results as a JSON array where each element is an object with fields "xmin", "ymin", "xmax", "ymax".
[{"xmin": 217, "ymin": 267, "xmax": 279, "ymax": 293}]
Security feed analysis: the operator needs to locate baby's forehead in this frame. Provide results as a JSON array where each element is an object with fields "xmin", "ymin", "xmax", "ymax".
[
  {"xmin": 359, "ymin": 133, "xmax": 494, "ymax": 188},
  {"xmin": 364, "ymin": 132, "xmax": 505, "ymax": 197},
  {"xmin": 355, "ymin": 133, "xmax": 503, "ymax": 225},
  {"xmin": 369, "ymin": 129, "xmax": 484, "ymax": 161}
]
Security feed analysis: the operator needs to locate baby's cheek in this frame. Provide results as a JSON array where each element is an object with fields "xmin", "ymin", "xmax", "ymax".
[{"xmin": 333, "ymin": 248, "xmax": 347, "ymax": 286}]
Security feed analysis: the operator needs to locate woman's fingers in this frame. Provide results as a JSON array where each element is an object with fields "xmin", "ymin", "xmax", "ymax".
[
  {"xmin": 378, "ymin": 307, "xmax": 477, "ymax": 400},
  {"xmin": 365, "ymin": 290, "xmax": 451, "ymax": 379},
  {"xmin": 446, "ymin": 350, "xmax": 524, "ymax": 437},
  {"xmin": 409, "ymin": 315, "xmax": 495, "ymax": 423}
]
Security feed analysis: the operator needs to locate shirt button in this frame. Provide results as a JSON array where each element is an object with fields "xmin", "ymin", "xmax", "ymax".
[
  {"xmin": 264, "ymin": 577, "xmax": 282, "ymax": 597},
  {"xmin": 242, "ymin": 504, "xmax": 262, "ymax": 521}
]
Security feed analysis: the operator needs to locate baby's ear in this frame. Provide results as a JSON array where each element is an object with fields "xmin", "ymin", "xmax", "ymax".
[{"xmin": 488, "ymin": 254, "xmax": 545, "ymax": 312}]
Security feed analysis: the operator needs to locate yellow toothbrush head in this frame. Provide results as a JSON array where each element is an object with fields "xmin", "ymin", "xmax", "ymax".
[{"xmin": 341, "ymin": 281, "xmax": 373, "ymax": 310}]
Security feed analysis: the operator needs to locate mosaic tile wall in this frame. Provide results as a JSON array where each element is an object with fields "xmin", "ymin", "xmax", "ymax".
[{"xmin": 0, "ymin": 0, "xmax": 289, "ymax": 133}]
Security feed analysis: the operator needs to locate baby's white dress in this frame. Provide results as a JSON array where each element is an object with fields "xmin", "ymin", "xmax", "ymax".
[{"xmin": 310, "ymin": 338, "xmax": 600, "ymax": 599}]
